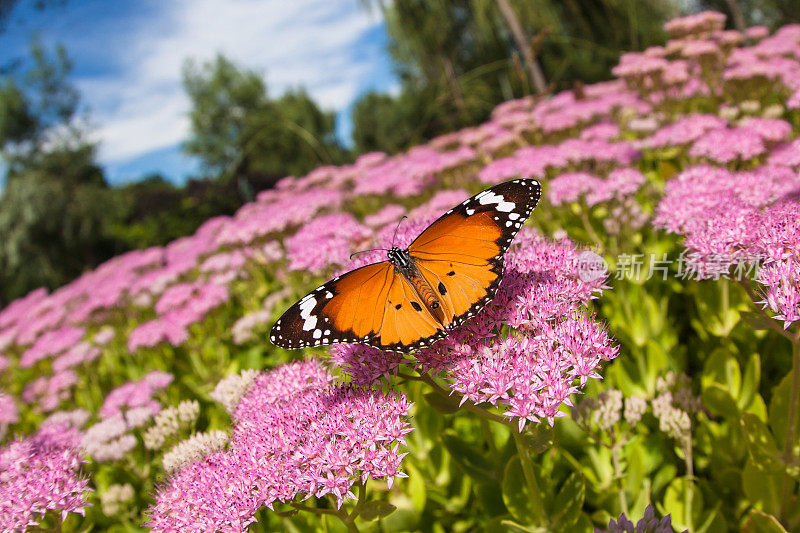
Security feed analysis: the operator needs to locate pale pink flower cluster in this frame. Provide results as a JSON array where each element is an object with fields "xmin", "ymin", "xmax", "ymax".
[
  {"xmin": 0, "ymin": 424, "xmax": 90, "ymax": 531},
  {"xmin": 98, "ymin": 370, "xmax": 172, "ymax": 419},
  {"xmin": 147, "ymin": 361, "xmax": 412, "ymax": 532}
]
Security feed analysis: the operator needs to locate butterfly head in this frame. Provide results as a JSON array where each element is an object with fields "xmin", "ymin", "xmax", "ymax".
[{"xmin": 387, "ymin": 247, "xmax": 412, "ymax": 271}]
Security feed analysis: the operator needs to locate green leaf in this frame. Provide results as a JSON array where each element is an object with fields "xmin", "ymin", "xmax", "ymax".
[
  {"xmin": 741, "ymin": 510, "xmax": 788, "ymax": 533},
  {"xmin": 441, "ymin": 430, "xmax": 498, "ymax": 482},
  {"xmin": 502, "ymin": 456, "xmax": 545, "ymax": 526},
  {"xmin": 662, "ymin": 478, "xmax": 703, "ymax": 532},
  {"xmin": 740, "ymin": 311, "xmax": 776, "ymax": 331},
  {"xmin": 519, "ymin": 424, "xmax": 555, "ymax": 454},
  {"xmin": 768, "ymin": 373, "xmax": 799, "ymax": 448},
  {"xmin": 423, "ymin": 391, "xmax": 460, "ymax": 414},
  {"xmin": 624, "ymin": 444, "xmax": 646, "ymax": 498},
  {"xmin": 476, "ymin": 481, "xmax": 507, "ymax": 516},
  {"xmin": 359, "ymin": 500, "xmax": 397, "ymax": 521},
  {"xmin": 703, "ymin": 384, "xmax": 740, "ymax": 419},
  {"xmin": 405, "ymin": 461, "xmax": 427, "ymax": 514},
  {"xmin": 652, "ymin": 463, "xmax": 678, "ymax": 496},
  {"xmin": 739, "ymin": 354, "xmax": 761, "ymax": 410},
  {"xmin": 498, "ymin": 520, "xmax": 548, "ymax": 533},
  {"xmin": 741, "ymin": 413, "xmax": 784, "ymax": 473},
  {"xmin": 702, "ymin": 348, "xmax": 740, "ymax": 396},
  {"xmin": 742, "ymin": 457, "xmax": 782, "ymax": 517},
  {"xmin": 696, "ymin": 504, "xmax": 728, "ymax": 533},
  {"xmin": 550, "ymin": 472, "xmax": 585, "ymax": 532}
]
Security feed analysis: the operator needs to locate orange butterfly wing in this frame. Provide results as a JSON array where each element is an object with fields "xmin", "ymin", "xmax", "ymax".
[
  {"xmin": 270, "ymin": 179, "xmax": 542, "ymax": 352},
  {"xmin": 270, "ymin": 261, "xmax": 394, "ymax": 349},
  {"xmin": 409, "ymin": 178, "xmax": 542, "ymax": 329},
  {"xmin": 370, "ymin": 273, "xmax": 447, "ymax": 351}
]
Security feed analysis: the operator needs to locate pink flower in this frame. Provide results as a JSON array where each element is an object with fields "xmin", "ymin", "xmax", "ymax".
[
  {"xmin": 647, "ymin": 114, "xmax": 727, "ymax": 148},
  {"xmin": 548, "ymin": 172, "xmax": 605, "ymax": 206},
  {"xmin": 0, "ymin": 392, "xmax": 18, "ymax": 425},
  {"xmin": 147, "ymin": 361, "xmax": 412, "ymax": 531},
  {"xmin": 655, "ymin": 164, "xmax": 800, "ymax": 327},
  {"xmin": 364, "ymin": 204, "xmax": 405, "ymax": 228},
  {"xmin": 21, "ymin": 371, "xmax": 78, "ymax": 413},
  {"xmin": 19, "ymin": 326, "xmax": 85, "ymax": 368},
  {"xmin": 768, "ymin": 138, "xmax": 800, "ymax": 168},
  {"xmin": 689, "ymin": 127, "xmax": 766, "ymax": 163},
  {"xmin": 99, "ymin": 371, "xmax": 172, "ymax": 419},
  {"xmin": 285, "ymin": 213, "xmax": 372, "ymax": 274},
  {"xmin": 739, "ymin": 117, "xmax": 793, "ymax": 143},
  {"xmin": 0, "ymin": 424, "xmax": 90, "ymax": 531},
  {"xmin": 663, "ymin": 11, "xmax": 726, "ymax": 39}
]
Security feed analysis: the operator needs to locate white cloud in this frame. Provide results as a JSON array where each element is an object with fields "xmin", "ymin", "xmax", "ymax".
[{"xmin": 76, "ymin": 0, "xmax": 391, "ymax": 164}]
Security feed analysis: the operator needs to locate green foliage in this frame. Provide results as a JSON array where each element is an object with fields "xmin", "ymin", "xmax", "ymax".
[
  {"xmin": 352, "ymin": 0, "xmax": 673, "ymax": 154},
  {"xmin": 110, "ymin": 174, "xmax": 250, "ymax": 248},
  {"xmin": 0, "ymin": 41, "xmax": 124, "ymax": 304},
  {"xmin": 0, "ymin": 169, "xmax": 121, "ymax": 301},
  {"xmin": 351, "ymin": 89, "xmax": 435, "ymax": 154},
  {"xmin": 183, "ymin": 55, "xmax": 348, "ymax": 181}
]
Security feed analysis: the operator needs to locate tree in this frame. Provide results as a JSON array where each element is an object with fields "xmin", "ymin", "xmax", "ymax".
[
  {"xmin": 494, "ymin": 0, "xmax": 547, "ymax": 94},
  {"xmin": 351, "ymin": 87, "xmax": 449, "ymax": 154},
  {"xmin": 1, "ymin": 41, "xmax": 84, "ymax": 178},
  {"xmin": 182, "ymin": 55, "xmax": 347, "ymax": 185},
  {"xmin": 0, "ymin": 42, "xmax": 122, "ymax": 303},
  {"xmin": 351, "ymin": 0, "xmax": 676, "ymax": 155},
  {"xmin": 0, "ymin": 170, "xmax": 121, "ymax": 301}
]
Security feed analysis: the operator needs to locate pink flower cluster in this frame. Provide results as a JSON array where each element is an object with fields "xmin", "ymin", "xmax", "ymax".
[
  {"xmin": 663, "ymin": 11, "xmax": 726, "ymax": 39},
  {"xmin": 19, "ymin": 326, "xmax": 85, "ymax": 368},
  {"xmin": 21, "ymin": 370, "xmax": 78, "ymax": 413},
  {"xmin": 147, "ymin": 361, "xmax": 412, "ymax": 532},
  {"xmin": 128, "ymin": 281, "xmax": 230, "ymax": 352},
  {"xmin": 0, "ymin": 423, "xmax": 89, "ymax": 531},
  {"xmin": 285, "ymin": 213, "xmax": 372, "ymax": 274},
  {"xmin": 655, "ymin": 164, "xmax": 800, "ymax": 326},
  {"xmin": 479, "ymin": 136, "xmax": 639, "ymax": 184},
  {"xmin": 99, "ymin": 370, "xmax": 173, "ymax": 419},
  {"xmin": 331, "ymin": 223, "xmax": 618, "ymax": 430},
  {"xmin": 548, "ymin": 168, "xmax": 645, "ymax": 207}
]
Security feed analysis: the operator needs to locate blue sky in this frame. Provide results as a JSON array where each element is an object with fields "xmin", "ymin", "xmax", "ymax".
[{"xmin": 0, "ymin": 0, "xmax": 399, "ymax": 185}]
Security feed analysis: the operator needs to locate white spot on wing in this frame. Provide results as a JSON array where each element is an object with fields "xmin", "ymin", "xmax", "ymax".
[
  {"xmin": 479, "ymin": 191, "xmax": 515, "ymax": 212},
  {"xmin": 299, "ymin": 297, "xmax": 318, "ymax": 331}
]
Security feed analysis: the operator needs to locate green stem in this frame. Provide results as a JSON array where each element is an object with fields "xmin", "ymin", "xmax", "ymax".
[
  {"xmin": 720, "ymin": 278, "xmax": 731, "ymax": 345},
  {"xmin": 512, "ymin": 431, "xmax": 548, "ymax": 526},
  {"xmin": 780, "ymin": 333, "xmax": 800, "ymax": 522},
  {"xmin": 684, "ymin": 437, "xmax": 695, "ymax": 533},
  {"xmin": 610, "ymin": 429, "xmax": 629, "ymax": 516},
  {"xmin": 578, "ymin": 207, "xmax": 605, "ymax": 251},
  {"xmin": 344, "ymin": 481, "xmax": 367, "ymax": 529},
  {"xmin": 481, "ymin": 417, "xmax": 499, "ymax": 456}
]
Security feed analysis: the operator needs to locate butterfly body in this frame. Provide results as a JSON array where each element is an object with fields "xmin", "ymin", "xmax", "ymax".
[
  {"xmin": 387, "ymin": 247, "xmax": 447, "ymax": 325},
  {"xmin": 271, "ymin": 178, "xmax": 542, "ymax": 352}
]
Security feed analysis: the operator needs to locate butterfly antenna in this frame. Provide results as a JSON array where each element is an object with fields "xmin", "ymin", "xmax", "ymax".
[
  {"xmin": 392, "ymin": 216, "xmax": 408, "ymax": 248},
  {"xmin": 349, "ymin": 248, "xmax": 389, "ymax": 260}
]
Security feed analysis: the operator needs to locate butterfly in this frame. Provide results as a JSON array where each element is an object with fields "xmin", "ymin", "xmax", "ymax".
[{"xmin": 270, "ymin": 178, "xmax": 542, "ymax": 352}]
